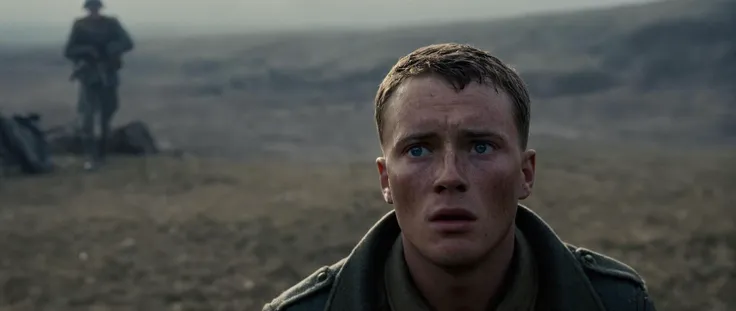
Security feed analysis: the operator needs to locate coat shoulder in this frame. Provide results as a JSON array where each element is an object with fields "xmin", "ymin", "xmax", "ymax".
[
  {"xmin": 571, "ymin": 246, "xmax": 647, "ymax": 287},
  {"xmin": 102, "ymin": 15, "xmax": 121, "ymax": 24},
  {"xmin": 71, "ymin": 17, "xmax": 85, "ymax": 27},
  {"xmin": 569, "ymin": 245, "xmax": 657, "ymax": 310},
  {"xmin": 262, "ymin": 258, "xmax": 346, "ymax": 311}
]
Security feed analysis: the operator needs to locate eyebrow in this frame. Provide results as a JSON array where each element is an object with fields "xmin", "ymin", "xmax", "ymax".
[
  {"xmin": 394, "ymin": 129, "xmax": 505, "ymax": 147},
  {"xmin": 460, "ymin": 129, "xmax": 500, "ymax": 139},
  {"xmin": 395, "ymin": 132, "xmax": 437, "ymax": 147}
]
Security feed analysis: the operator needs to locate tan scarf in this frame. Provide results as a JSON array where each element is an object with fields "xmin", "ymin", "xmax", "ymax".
[{"xmin": 384, "ymin": 228, "xmax": 539, "ymax": 311}]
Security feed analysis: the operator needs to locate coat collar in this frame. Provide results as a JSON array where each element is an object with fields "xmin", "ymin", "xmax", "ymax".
[{"xmin": 324, "ymin": 205, "xmax": 606, "ymax": 311}]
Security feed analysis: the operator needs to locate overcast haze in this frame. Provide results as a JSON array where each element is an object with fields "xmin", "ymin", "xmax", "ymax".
[{"xmin": 2, "ymin": 0, "xmax": 653, "ymax": 43}]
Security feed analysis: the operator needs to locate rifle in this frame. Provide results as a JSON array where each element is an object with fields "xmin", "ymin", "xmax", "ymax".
[{"xmin": 69, "ymin": 58, "xmax": 109, "ymax": 87}]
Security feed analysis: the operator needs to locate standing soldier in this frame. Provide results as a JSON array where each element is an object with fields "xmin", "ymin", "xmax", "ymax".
[{"xmin": 64, "ymin": 0, "xmax": 134, "ymax": 170}]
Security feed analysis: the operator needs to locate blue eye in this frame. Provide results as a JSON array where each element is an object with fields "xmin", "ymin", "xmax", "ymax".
[
  {"xmin": 407, "ymin": 146, "xmax": 431, "ymax": 157},
  {"xmin": 472, "ymin": 143, "xmax": 493, "ymax": 154}
]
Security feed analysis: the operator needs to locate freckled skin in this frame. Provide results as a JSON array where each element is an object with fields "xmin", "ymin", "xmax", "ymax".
[{"xmin": 377, "ymin": 75, "xmax": 536, "ymax": 269}]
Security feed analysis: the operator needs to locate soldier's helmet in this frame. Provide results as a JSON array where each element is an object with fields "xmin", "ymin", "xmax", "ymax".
[{"xmin": 83, "ymin": 0, "xmax": 103, "ymax": 9}]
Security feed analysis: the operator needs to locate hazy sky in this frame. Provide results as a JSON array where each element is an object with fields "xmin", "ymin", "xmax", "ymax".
[{"xmin": 4, "ymin": 0, "xmax": 653, "ymax": 29}]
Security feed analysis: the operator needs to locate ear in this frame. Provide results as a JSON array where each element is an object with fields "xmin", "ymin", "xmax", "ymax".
[
  {"xmin": 376, "ymin": 156, "xmax": 393, "ymax": 204},
  {"xmin": 518, "ymin": 149, "xmax": 536, "ymax": 200}
]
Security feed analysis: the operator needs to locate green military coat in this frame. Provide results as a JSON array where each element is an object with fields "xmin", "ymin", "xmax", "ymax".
[{"xmin": 263, "ymin": 205, "xmax": 656, "ymax": 311}]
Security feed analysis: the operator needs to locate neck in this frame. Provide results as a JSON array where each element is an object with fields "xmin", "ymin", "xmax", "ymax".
[{"xmin": 402, "ymin": 225, "xmax": 516, "ymax": 311}]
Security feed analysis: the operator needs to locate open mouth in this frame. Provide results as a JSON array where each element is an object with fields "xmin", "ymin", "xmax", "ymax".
[{"xmin": 429, "ymin": 208, "xmax": 478, "ymax": 222}]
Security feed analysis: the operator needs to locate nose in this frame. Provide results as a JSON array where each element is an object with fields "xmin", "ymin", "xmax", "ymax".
[{"xmin": 433, "ymin": 151, "xmax": 468, "ymax": 193}]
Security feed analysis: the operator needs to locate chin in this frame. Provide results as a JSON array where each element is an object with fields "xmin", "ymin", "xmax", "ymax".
[{"xmin": 423, "ymin": 240, "xmax": 487, "ymax": 268}]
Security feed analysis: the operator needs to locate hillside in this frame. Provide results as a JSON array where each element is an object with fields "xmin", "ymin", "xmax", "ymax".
[{"xmin": 0, "ymin": 0, "xmax": 733, "ymax": 160}]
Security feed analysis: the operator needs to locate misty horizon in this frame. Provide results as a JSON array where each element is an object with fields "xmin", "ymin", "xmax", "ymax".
[{"xmin": 2, "ymin": 0, "xmax": 654, "ymax": 45}]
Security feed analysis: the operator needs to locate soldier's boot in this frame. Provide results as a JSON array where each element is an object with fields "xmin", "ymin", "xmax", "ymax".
[
  {"xmin": 98, "ymin": 119, "xmax": 111, "ymax": 165},
  {"xmin": 80, "ymin": 133, "xmax": 98, "ymax": 171},
  {"xmin": 97, "ymin": 137, "xmax": 108, "ymax": 165}
]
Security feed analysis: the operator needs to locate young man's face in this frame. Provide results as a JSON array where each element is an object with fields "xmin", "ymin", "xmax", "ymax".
[{"xmin": 377, "ymin": 75, "xmax": 536, "ymax": 267}]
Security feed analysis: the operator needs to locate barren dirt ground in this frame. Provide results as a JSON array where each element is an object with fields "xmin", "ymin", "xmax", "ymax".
[{"xmin": 0, "ymin": 146, "xmax": 734, "ymax": 311}]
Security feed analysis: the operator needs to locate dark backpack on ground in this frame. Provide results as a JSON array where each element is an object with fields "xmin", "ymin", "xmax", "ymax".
[{"xmin": 0, "ymin": 113, "xmax": 54, "ymax": 175}]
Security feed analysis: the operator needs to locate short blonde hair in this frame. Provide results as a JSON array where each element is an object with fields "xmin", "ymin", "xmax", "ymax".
[{"xmin": 374, "ymin": 43, "xmax": 531, "ymax": 148}]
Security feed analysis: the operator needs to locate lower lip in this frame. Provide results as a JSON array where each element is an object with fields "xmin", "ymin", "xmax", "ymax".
[{"xmin": 429, "ymin": 220, "xmax": 475, "ymax": 232}]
